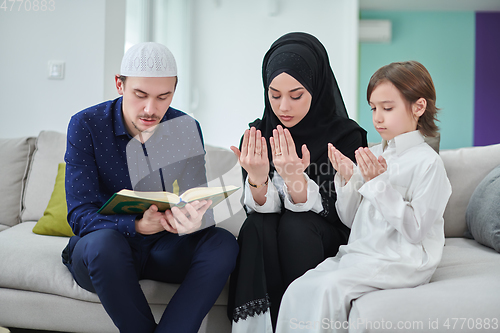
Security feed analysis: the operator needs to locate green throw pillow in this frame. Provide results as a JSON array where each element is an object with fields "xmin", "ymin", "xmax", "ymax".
[{"xmin": 32, "ymin": 163, "xmax": 74, "ymax": 237}]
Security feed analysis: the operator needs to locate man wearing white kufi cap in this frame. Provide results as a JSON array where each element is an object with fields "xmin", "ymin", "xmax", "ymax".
[{"xmin": 61, "ymin": 42, "xmax": 238, "ymax": 332}]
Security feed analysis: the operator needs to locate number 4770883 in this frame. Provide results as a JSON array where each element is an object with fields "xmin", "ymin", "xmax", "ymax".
[
  {"xmin": 1, "ymin": 0, "xmax": 55, "ymax": 12},
  {"xmin": 443, "ymin": 318, "xmax": 499, "ymax": 330}
]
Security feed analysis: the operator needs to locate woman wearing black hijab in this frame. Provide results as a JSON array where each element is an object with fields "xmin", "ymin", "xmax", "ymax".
[{"xmin": 228, "ymin": 32, "xmax": 367, "ymax": 332}]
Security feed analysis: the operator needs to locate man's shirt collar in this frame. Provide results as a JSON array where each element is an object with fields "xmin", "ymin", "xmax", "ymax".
[{"xmin": 113, "ymin": 97, "xmax": 129, "ymax": 137}]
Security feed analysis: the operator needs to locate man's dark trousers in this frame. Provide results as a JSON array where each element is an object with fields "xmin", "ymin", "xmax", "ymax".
[{"xmin": 64, "ymin": 226, "xmax": 238, "ymax": 332}]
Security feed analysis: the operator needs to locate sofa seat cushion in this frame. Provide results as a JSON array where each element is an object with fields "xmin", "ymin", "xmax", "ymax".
[
  {"xmin": 0, "ymin": 222, "xmax": 229, "ymax": 306},
  {"xmin": 349, "ymin": 238, "xmax": 500, "ymax": 332}
]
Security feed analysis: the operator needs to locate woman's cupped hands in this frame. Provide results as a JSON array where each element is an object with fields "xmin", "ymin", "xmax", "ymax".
[
  {"xmin": 230, "ymin": 127, "xmax": 270, "ymax": 187},
  {"xmin": 230, "ymin": 125, "xmax": 310, "ymax": 187},
  {"xmin": 270, "ymin": 125, "xmax": 310, "ymax": 185}
]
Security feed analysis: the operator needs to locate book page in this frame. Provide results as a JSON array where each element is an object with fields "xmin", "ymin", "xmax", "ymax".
[
  {"xmin": 119, "ymin": 189, "xmax": 180, "ymax": 203},
  {"xmin": 180, "ymin": 186, "xmax": 239, "ymax": 203}
]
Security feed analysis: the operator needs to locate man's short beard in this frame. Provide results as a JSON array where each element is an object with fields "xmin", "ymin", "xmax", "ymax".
[{"xmin": 132, "ymin": 120, "xmax": 156, "ymax": 134}]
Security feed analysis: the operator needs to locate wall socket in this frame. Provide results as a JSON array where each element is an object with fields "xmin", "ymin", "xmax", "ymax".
[{"xmin": 48, "ymin": 61, "xmax": 65, "ymax": 80}]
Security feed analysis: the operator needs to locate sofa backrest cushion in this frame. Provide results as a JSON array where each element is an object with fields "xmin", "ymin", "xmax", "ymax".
[
  {"xmin": 0, "ymin": 136, "xmax": 36, "ymax": 227},
  {"xmin": 440, "ymin": 143, "xmax": 500, "ymax": 237},
  {"xmin": 21, "ymin": 131, "xmax": 67, "ymax": 222},
  {"xmin": 205, "ymin": 145, "xmax": 245, "ymax": 236}
]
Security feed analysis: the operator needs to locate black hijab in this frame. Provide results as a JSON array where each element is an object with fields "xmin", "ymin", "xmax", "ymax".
[{"xmin": 250, "ymin": 32, "xmax": 367, "ymax": 171}]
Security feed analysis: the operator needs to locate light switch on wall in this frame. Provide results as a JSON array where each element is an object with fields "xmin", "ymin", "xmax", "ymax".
[{"xmin": 48, "ymin": 61, "xmax": 65, "ymax": 79}]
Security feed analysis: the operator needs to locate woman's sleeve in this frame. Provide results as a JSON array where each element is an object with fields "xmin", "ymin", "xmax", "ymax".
[
  {"xmin": 243, "ymin": 174, "xmax": 281, "ymax": 214},
  {"xmin": 282, "ymin": 173, "xmax": 324, "ymax": 213}
]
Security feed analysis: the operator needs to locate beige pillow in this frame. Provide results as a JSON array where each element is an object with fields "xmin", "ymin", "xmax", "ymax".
[
  {"xmin": 0, "ymin": 136, "xmax": 36, "ymax": 227},
  {"xmin": 21, "ymin": 131, "xmax": 67, "ymax": 222}
]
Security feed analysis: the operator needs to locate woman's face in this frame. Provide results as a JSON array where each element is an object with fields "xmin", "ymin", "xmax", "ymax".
[{"xmin": 268, "ymin": 72, "xmax": 312, "ymax": 128}]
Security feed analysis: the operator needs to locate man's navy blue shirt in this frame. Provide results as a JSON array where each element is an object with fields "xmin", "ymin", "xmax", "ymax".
[{"xmin": 65, "ymin": 97, "xmax": 210, "ymax": 238}]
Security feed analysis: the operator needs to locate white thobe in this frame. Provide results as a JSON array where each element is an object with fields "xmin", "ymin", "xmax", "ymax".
[{"xmin": 276, "ymin": 131, "xmax": 452, "ymax": 333}]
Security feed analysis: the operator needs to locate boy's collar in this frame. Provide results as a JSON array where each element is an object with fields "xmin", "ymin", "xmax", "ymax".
[{"xmin": 382, "ymin": 130, "xmax": 425, "ymax": 155}]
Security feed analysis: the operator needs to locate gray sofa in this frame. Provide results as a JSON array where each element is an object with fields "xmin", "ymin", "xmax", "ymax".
[
  {"xmin": 1, "ymin": 130, "xmax": 500, "ymax": 333},
  {"xmin": 0, "ymin": 131, "xmax": 246, "ymax": 333}
]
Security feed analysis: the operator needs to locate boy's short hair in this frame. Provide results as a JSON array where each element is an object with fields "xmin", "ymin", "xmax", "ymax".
[{"xmin": 367, "ymin": 61, "xmax": 440, "ymax": 137}]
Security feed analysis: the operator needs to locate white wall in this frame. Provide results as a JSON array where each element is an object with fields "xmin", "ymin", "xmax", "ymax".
[
  {"xmin": 0, "ymin": 0, "xmax": 358, "ymax": 147},
  {"xmin": 104, "ymin": 1, "xmax": 127, "ymax": 102},
  {"xmin": 189, "ymin": 0, "xmax": 359, "ymax": 148},
  {"xmin": 152, "ymin": 0, "xmax": 192, "ymax": 120},
  {"xmin": 0, "ymin": 0, "xmax": 125, "ymax": 139}
]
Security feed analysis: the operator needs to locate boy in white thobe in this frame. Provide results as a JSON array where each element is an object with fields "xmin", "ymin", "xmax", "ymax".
[{"xmin": 275, "ymin": 61, "xmax": 452, "ymax": 333}]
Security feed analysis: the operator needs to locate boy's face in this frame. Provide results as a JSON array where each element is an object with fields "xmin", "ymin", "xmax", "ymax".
[
  {"xmin": 115, "ymin": 76, "xmax": 177, "ymax": 138},
  {"xmin": 369, "ymin": 80, "xmax": 423, "ymax": 141}
]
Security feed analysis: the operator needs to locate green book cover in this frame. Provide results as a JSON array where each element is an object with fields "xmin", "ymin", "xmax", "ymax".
[{"xmin": 97, "ymin": 186, "xmax": 239, "ymax": 215}]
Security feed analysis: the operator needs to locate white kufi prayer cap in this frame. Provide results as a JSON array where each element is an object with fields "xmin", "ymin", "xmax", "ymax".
[{"xmin": 120, "ymin": 42, "xmax": 177, "ymax": 77}]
